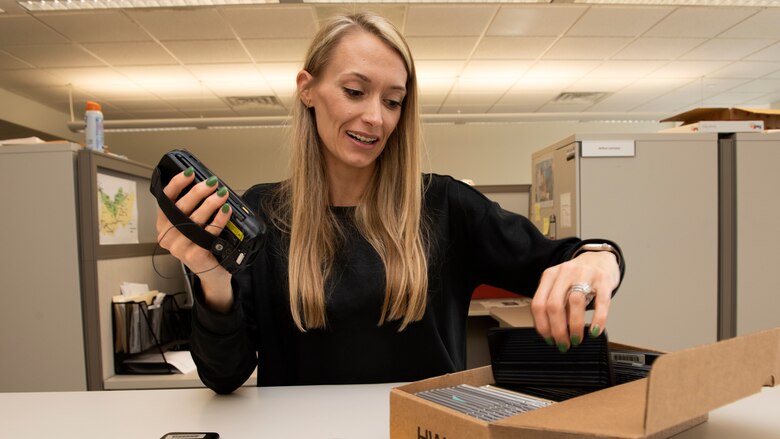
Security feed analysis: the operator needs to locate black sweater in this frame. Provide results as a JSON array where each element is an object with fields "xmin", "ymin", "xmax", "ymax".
[{"xmin": 190, "ymin": 174, "xmax": 620, "ymax": 394}]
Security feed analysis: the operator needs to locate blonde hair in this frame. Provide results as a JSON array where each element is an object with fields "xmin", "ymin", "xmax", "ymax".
[{"xmin": 267, "ymin": 12, "xmax": 428, "ymax": 331}]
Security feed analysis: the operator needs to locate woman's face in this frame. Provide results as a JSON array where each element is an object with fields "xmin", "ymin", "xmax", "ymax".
[{"xmin": 299, "ymin": 31, "xmax": 407, "ymax": 179}]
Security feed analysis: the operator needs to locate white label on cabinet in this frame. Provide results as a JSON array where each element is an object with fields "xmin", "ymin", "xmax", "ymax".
[{"xmin": 581, "ymin": 140, "xmax": 635, "ymax": 157}]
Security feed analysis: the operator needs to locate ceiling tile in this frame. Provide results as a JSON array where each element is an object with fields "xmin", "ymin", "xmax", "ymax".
[
  {"xmin": 81, "ymin": 82, "xmax": 159, "ymax": 101},
  {"xmin": 179, "ymin": 108, "xmax": 239, "ymax": 118},
  {"xmin": 188, "ymin": 63, "xmax": 262, "ymax": 83},
  {"xmin": 3, "ymin": 44, "xmax": 104, "ymax": 68},
  {"xmin": 586, "ymin": 92, "xmax": 657, "ymax": 112},
  {"xmin": 163, "ymin": 96, "xmax": 229, "ymax": 112},
  {"xmin": 633, "ymin": 92, "xmax": 701, "ymax": 113},
  {"xmin": 0, "ymin": 50, "xmax": 32, "ymax": 69},
  {"xmin": 488, "ymin": 5, "xmax": 587, "ymax": 37},
  {"xmin": 439, "ymin": 102, "xmax": 495, "ymax": 114},
  {"xmin": 23, "ymin": 85, "xmax": 93, "ymax": 105},
  {"xmin": 117, "ymin": 65, "xmax": 198, "ymax": 85},
  {"xmin": 543, "ymin": 37, "xmax": 631, "ymax": 60},
  {"xmin": 415, "ymin": 60, "xmax": 465, "ymax": 82},
  {"xmin": 613, "ymin": 38, "xmax": 706, "ymax": 61},
  {"xmin": 243, "ymin": 38, "xmax": 310, "ymax": 63},
  {"xmin": 536, "ymin": 101, "xmax": 595, "ymax": 113},
  {"xmin": 126, "ymin": 8, "xmax": 235, "ymax": 41},
  {"xmin": 566, "ymin": 6, "xmax": 674, "ymax": 37},
  {"xmin": 724, "ymin": 78, "xmax": 780, "ymax": 94},
  {"xmin": 472, "ymin": 37, "xmax": 555, "ymax": 60},
  {"xmin": 493, "ymin": 91, "xmax": 556, "ymax": 110},
  {"xmin": 680, "ymin": 39, "xmax": 776, "ymax": 61},
  {"xmin": 108, "ymin": 98, "xmax": 177, "ymax": 112},
  {"xmin": 618, "ymin": 77, "xmax": 691, "ymax": 94},
  {"xmin": 701, "ymin": 92, "xmax": 768, "ymax": 106},
  {"xmin": 567, "ymin": 76, "xmax": 635, "ymax": 92},
  {"xmin": 418, "ymin": 77, "xmax": 457, "ymax": 96},
  {"xmin": 0, "ymin": 68, "xmax": 65, "ymax": 88},
  {"xmin": 644, "ymin": 6, "xmax": 761, "ymax": 38},
  {"xmin": 523, "ymin": 60, "xmax": 600, "ymax": 80},
  {"xmin": 407, "ymin": 37, "xmax": 479, "ymax": 61},
  {"xmin": 746, "ymin": 42, "xmax": 780, "ymax": 62},
  {"xmin": 455, "ymin": 60, "xmax": 529, "ymax": 93},
  {"xmin": 646, "ymin": 60, "xmax": 730, "ymax": 79},
  {"xmin": 0, "ymin": 16, "xmax": 68, "ymax": 45},
  {"xmin": 82, "ymin": 42, "xmax": 178, "ymax": 67},
  {"xmin": 719, "ymin": 9, "xmax": 780, "ymax": 39},
  {"xmin": 584, "ymin": 60, "xmax": 667, "ymax": 79},
  {"xmin": 405, "ymin": 5, "xmax": 497, "ymax": 37},
  {"xmin": 221, "ymin": 6, "xmax": 318, "ymax": 39},
  {"xmin": 313, "ymin": 4, "xmax": 406, "ymax": 31},
  {"xmin": 418, "ymin": 91, "xmax": 447, "ymax": 107},
  {"xmin": 256, "ymin": 62, "xmax": 301, "ymax": 97},
  {"xmin": 162, "ymin": 40, "xmax": 251, "ymax": 64},
  {"xmin": 709, "ymin": 62, "xmax": 780, "ymax": 79},
  {"xmin": 35, "ymin": 12, "xmax": 152, "ymax": 43}
]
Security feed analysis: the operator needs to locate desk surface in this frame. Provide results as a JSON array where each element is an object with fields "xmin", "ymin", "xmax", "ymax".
[{"xmin": 2, "ymin": 383, "xmax": 779, "ymax": 438}]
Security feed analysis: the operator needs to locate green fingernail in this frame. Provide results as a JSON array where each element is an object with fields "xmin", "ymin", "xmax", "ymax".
[
  {"xmin": 590, "ymin": 325, "xmax": 600, "ymax": 338},
  {"xmin": 544, "ymin": 337, "xmax": 554, "ymax": 346},
  {"xmin": 217, "ymin": 186, "xmax": 228, "ymax": 197},
  {"xmin": 557, "ymin": 342, "xmax": 569, "ymax": 353},
  {"xmin": 221, "ymin": 203, "xmax": 230, "ymax": 213},
  {"xmin": 571, "ymin": 334, "xmax": 581, "ymax": 347},
  {"xmin": 183, "ymin": 166, "xmax": 194, "ymax": 177},
  {"xmin": 206, "ymin": 176, "xmax": 218, "ymax": 187}
]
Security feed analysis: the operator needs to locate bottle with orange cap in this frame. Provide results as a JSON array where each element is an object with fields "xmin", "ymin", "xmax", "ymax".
[{"xmin": 84, "ymin": 101, "xmax": 104, "ymax": 152}]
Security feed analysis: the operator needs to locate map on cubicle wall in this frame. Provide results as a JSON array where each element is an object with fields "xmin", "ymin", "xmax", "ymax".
[{"xmin": 97, "ymin": 172, "xmax": 139, "ymax": 245}]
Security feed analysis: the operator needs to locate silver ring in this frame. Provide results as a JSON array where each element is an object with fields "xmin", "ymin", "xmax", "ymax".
[{"xmin": 568, "ymin": 283, "xmax": 596, "ymax": 304}]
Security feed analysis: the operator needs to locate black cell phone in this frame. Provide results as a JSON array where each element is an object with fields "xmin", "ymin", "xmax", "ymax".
[
  {"xmin": 160, "ymin": 433, "xmax": 219, "ymax": 439},
  {"xmin": 151, "ymin": 148, "xmax": 265, "ymax": 273}
]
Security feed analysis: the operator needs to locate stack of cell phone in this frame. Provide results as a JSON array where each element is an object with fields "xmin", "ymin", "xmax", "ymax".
[
  {"xmin": 487, "ymin": 326, "xmax": 614, "ymax": 402},
  {"xmin": 415, "ymin": 384, "xmax": 553, "ymax": 421}
]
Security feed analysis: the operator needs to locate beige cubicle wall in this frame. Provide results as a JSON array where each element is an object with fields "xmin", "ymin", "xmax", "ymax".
[
  {"xmin": 736, "ymin": 132, "xmax": 780, "ymax": 336},
  {"xmin": 531, "ymin": 133, "xmax": 721, "ymax": 352},
  {"xmin": 0, "ymin": 143, "xmax": 87, "ymax": 392}
]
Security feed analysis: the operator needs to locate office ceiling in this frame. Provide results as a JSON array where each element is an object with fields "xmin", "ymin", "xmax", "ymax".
[{"xmin": 1, "ymin": 1, "xmax": 779, "ymax": 134}]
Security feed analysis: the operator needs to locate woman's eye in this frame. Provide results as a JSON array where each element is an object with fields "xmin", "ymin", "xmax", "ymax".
[
  {"xmin": 344, "ymin": 87, "xmax": 363, "ymax": 98},
  {"xmin": 385, "ymin": 99, "xmax": 402, "ymax": 110}
]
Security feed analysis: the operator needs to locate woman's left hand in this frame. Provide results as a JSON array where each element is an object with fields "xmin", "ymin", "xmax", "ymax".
[{"xmin": 530, "ymin": 251, "xmax": 621, "ymax": 352}]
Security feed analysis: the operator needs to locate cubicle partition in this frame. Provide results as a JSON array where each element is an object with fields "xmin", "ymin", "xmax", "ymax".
[{"xmin": 0, "ymin": 143, "xmax": 184, "ymax": 392}]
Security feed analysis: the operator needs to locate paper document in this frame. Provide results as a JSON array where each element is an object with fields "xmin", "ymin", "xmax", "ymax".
[{"xmin": 122, "ymin": 351, "xmax": 197, "ymax": 374}]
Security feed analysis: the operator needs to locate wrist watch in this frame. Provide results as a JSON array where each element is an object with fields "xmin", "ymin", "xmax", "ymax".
[{"xmin": 572, "ymin": 242, "xmax": 621, "ymax": 266}]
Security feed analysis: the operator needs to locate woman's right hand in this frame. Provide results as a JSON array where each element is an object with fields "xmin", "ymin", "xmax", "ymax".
[{"xmin": 155, "ymin": 168, "xmax": 235, "ymax": 312}]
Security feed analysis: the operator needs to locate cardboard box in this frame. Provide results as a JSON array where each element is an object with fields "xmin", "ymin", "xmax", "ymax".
[
  {"xmin": 390, "ymin": 327, "xmax": 780, "ymax": 439},
  {"xmin": 661, "ymin": 107, "xmax": 780, "ymax": 129},
  {"xmin": 660, "ymin": 120, "xmax": 764, "ymax": 133}
]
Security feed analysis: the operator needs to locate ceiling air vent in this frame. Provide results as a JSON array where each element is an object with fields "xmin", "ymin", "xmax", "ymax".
[
  {"xmin": 550, "ymin": 92, "xmax": 610, "ymax": 105},
  {"xmin": 224, "ymin": 96, "xmax": 282, "ymax": 108}
]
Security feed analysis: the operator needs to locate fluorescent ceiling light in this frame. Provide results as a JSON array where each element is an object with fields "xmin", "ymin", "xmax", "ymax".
[
  {"xmin": 302, "ymin": 0, "xmax": 550, "ymax": 3},
  {"xmin": 65, "ymin": 112, "xmax": 668, "ymax": 133},
  {"xmin": 575, "ymin": 0, "xmax": 780, "ymax": 5},
  {"xmin": 19, "ymin": 0, "xmax": 278, "ymax": 12}
]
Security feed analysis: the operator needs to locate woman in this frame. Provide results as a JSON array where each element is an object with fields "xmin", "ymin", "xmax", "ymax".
[{"xmin": 157, "ymin": 12, "xmax": 624, "ymax": 394}]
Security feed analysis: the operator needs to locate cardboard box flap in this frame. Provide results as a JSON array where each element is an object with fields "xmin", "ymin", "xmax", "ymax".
[
  {"xmin": 660, "ymin": 107, "xmax": 780, "ymax": 127},
  {"xmin": 493, "ymin": 379, "xmax": 648, "ymax": 438},
  {"xmin": 644, "ymin": 327, "xmax": 780, "ymax": 434}
]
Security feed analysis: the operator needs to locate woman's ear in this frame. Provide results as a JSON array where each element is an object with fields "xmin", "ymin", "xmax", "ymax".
[{"xmin": 297, "ymin": 70, "xmax": 314, "ymax": 108}]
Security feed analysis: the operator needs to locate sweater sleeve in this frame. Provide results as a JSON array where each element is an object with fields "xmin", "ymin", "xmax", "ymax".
[
  {"xmin": 438, "ymin": 175, "xmax": 593, "ymax": 297},
  {"xmin": 188, "ymin": 184, "xmax": 274, "ymax": 394},
  {"xmin": 189, "ymin": 275, "xmax": 258, "ymax": 394}
]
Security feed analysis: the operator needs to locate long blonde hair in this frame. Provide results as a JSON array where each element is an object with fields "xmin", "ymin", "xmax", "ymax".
[{"xmin": 267, "ymin": 12, "xmax": 428, "ymax": 331}]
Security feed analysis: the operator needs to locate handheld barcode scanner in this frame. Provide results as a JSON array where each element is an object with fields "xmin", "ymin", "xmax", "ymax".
[{"xmin": 150, "ymin": 149, "xmax": 266, "ymax": 274}]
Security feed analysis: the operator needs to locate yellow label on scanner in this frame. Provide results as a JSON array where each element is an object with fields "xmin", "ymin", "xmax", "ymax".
[{"xmin": 226, "ymin": 220, "xmax": 244, "ymax": 241}]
